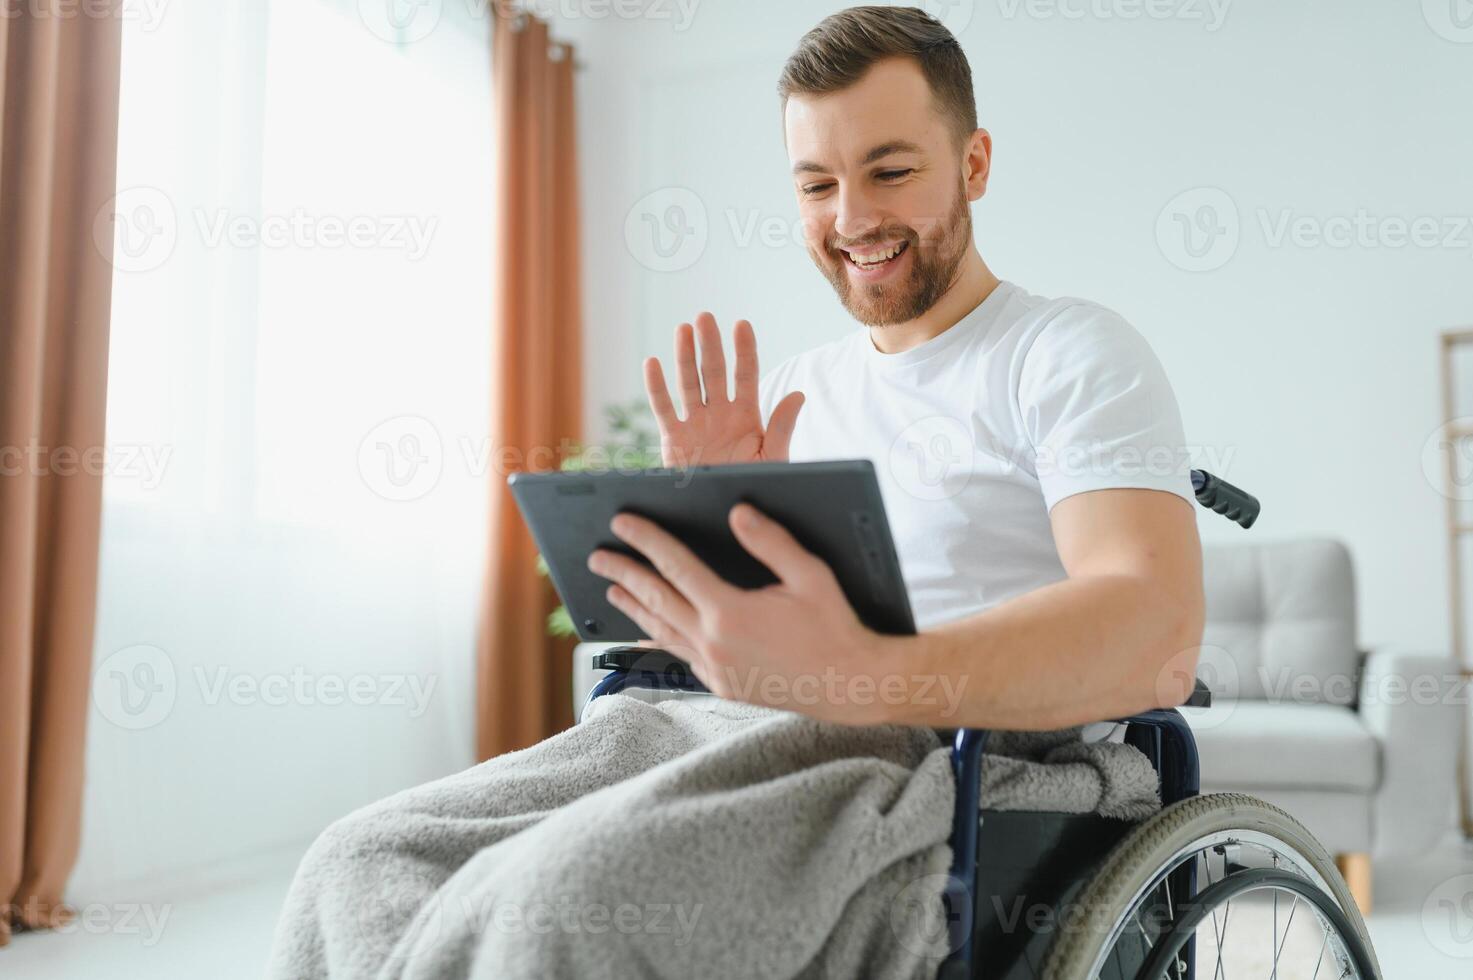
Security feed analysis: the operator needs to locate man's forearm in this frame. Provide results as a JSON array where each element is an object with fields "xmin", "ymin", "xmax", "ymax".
[{"xmin": 875, "ymin": 573, "xmax": 1204, "ymax": 730}]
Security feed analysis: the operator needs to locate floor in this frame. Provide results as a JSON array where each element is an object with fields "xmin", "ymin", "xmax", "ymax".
[
  {"xmin": 5, "ymin": 841, "xmax": 310, "ymax": 980},
  {"xmin": 7, "ymin": 832, "xmax": 1471, "ymax": 978}
]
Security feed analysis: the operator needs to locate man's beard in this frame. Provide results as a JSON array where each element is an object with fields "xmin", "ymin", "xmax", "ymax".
[{"xmin": 811, "ymin": 188, "xmax": 972, "ymax": 328}]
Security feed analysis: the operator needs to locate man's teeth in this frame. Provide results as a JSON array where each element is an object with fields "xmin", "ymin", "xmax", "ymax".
[{"xmin": 848, "ymin": 242, "xmax": 905, "ymax": 267}]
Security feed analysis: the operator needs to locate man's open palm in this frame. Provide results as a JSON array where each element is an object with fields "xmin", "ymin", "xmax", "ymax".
[{"xmin": 644, "ymin": 313, "xmax": 805, "ymax": 467}]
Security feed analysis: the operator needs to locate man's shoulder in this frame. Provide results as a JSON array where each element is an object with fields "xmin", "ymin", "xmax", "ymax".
[
  {"xmin": 996, "ymin": 286, "xmax": 1153, "ymax": 374},
  {"xmin": 998, "ymin": 284, "xmax": 1134, "ymax": 344}
]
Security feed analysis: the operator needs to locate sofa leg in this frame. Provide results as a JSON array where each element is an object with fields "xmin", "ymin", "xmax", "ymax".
[{"xmin": 1335, "ymin": 852, "xmax": 1372, "ymax": 916}]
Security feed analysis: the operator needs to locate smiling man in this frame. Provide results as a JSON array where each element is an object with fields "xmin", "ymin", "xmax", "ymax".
[
  {"xmin": 271, "ymin": 9, "xmax": 1208, "ymax": 976},
  {"xmin": 591, "ymin": 6, "xmax": 1206, "ymax": 730}
]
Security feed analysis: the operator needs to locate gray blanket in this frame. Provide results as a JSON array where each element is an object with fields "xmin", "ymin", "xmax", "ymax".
[{"xmin": 268, "ymin": 694, "xmax": 1158, "ymax": 980}]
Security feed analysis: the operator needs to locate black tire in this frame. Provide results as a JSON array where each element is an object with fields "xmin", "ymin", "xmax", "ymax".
[{"xmin": 1041, "ymin": 792, "xmax": 1381, "ymax": 980}]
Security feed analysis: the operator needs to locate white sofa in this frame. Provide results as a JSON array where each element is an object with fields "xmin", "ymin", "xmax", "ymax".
[{"xmin": 1185, "ymin": 538, "xmax": 1463, "ymax": 909}]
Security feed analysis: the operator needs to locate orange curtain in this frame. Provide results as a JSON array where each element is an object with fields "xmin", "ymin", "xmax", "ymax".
[
  {"xmin": 0, "ymin": 4, "xmax": 123, "ymax": 945},
  {"xmin": 476, "ymin": 13, "xmax": 583, "ymax": 759}
]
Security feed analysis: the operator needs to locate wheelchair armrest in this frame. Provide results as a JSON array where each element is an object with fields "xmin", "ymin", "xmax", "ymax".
[
  {"xmin": 591, "ymin": 645, "xmax": 690, "ymax": 674},
  {"xmin": 587, "ymin": 645, "xmax": 711, "ymax": 700},
  {"xmin": 1185, "ymin": 677, "xmax": 1212, "ymax": 708}
]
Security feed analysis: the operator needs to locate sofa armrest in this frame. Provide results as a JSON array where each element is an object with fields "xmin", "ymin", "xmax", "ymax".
[{"xmin": 1358, "ymin": 646, "xmax": 1464, "ymax": 859}]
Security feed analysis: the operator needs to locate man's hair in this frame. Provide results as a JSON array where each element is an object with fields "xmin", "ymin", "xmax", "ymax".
[{"xmin": 777, "ymin": 6, "xmax": 977, "ymax": 144}]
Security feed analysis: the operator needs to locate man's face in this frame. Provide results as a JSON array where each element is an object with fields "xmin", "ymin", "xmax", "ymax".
[{"xmin": 784, "ymin": 57, "xmax": 977, "ymax": 327}]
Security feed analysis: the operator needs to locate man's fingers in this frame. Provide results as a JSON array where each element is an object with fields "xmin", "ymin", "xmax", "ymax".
[
  {"xmin": 727, "ymin": 503, "xmax": 827, "ymax": 589},
  {"xmin": 673, "ymin": 321, "xmax": 703, "ymax": 417},
  {"xmin": 590, "ymin": 548, "xmax": 700, "ymax": 637},
  {"xmin": 694, "ymin": 312, "xmax": 729, "ymax": 403},
  {"xmin": 606, "ymin": 585, "xmax": 699, "ymax": 657},
  {"xmin": 607, "ymin": 513, "xmax": 734, "ymax": 609},
  {"xmin": 731, "ymin": 319, "xmax": 759, "ymax": 406},
  {"xmin": 762, "ymin": 391, "xmax": 805, "ymax": 461},
  {"xmin": 643, "ymin": 357, "xmax": 680, "ymax": 433}
]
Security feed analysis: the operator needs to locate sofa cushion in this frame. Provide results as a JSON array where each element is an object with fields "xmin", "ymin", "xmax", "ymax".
[
  {"xmin": 1201, "ymin": 539, "xmax": 1359, "ymax": 705},
  {"xmin": 1184, "ymin": 700, "xmax": 1379, "ymax": 792}
]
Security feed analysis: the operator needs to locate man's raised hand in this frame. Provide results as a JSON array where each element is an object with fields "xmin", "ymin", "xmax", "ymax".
[{"xmin": 643, "ymin": 313, "xmax": 805, "ymax": 468}]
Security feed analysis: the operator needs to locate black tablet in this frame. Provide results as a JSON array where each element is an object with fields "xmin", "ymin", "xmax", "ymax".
[{"xmin": 507, "ymin": 459, "xmax": 916, "ymax": 643}]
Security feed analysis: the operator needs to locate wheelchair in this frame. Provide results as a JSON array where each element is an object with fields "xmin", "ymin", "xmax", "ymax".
[{"xmin": 583, "ymin": 470, "xmax": 1382, "ymax": 980}]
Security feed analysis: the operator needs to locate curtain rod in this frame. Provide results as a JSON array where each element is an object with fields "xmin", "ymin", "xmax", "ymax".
[{"xmin": 504, "ymin": 9, "xmax": 587, "ymax": 71}]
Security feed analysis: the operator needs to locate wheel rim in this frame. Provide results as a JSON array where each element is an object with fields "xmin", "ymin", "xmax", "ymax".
[{"xmin": 1083, "ymin": 829, "xmax": 1370, "ymax": 980}]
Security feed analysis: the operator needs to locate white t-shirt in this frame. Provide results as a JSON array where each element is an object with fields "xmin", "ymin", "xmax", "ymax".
[{"xmin": 758, "ymin": 281, "xmax": 1195, "ymax": 632}]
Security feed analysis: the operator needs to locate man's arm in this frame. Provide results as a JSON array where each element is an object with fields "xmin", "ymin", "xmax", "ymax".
[
  {"xmin": 881, "ymin": 487, "xmax": 1205, "ymax": 730},
  {"xmin": 589, "ymin": 477, "xmax": 1204, "ymax": 731}
]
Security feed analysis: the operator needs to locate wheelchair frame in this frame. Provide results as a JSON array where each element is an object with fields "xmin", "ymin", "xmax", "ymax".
[{"xmin": 583, "ymin": 468, "xmax": 1264, "ymax": 980}]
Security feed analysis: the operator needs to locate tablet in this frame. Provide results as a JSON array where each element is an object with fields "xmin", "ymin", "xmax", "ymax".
[{"xmin": 508, "ymin": 459, "xmax": 916, "ymax": 643}]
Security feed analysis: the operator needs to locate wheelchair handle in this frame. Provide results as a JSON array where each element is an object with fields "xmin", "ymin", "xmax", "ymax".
[{"xmin": 1190, "ymin": 469, "xmax": 1260, "ymax": 529}]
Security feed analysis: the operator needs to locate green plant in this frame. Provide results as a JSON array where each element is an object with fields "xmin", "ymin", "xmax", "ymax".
[{"xmin": 540, "ymin": 397, "xmax": 661, "ymax": 638}]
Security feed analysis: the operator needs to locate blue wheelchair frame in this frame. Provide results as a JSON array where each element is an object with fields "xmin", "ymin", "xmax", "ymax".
[{"xmin": 584, "ymin": 468, "xmax": 1255, "ymax": 978}]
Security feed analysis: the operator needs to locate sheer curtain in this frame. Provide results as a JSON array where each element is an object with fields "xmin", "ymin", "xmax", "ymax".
[{"xmin": 79, "ymin": 0, "xmax": 494, "ymax": 894}]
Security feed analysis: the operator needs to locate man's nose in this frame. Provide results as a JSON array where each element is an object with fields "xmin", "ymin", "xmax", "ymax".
[{"xmin": 832, "ymin": 183, "xmax": 884, "ymax": 244}]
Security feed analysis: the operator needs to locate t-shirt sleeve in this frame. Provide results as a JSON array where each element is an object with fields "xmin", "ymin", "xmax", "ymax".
[{"xmin": 1016, "ymin": 305, "xmax": 1196, "ymax": 513}]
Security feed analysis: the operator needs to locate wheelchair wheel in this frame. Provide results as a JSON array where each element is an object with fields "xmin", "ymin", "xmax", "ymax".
[{"xmin": 1042, "ymin": 793, "xmax": 1381, "ymax": 980}]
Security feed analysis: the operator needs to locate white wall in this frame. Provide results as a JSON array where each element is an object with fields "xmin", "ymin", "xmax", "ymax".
[{"xmin": 556, "ymin": 0, "xmax": 1473, "ymax": 655}]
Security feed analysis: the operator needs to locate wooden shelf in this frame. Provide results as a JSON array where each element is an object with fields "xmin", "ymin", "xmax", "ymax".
[{"xmin": 1439, "ymin": 328, "xmax": 1473, "ymax": 838}]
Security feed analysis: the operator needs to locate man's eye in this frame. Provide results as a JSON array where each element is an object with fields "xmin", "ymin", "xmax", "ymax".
[
  {"xmin": 801, "ymin": 182, "xmax": 835, "ymax": 196},
  {"xmin": 877, "ymin": 169, "xmax": 914, "ymax": 181}
]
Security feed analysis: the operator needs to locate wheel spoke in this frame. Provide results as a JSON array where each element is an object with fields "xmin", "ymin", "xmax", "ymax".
[
  {"xmin": 1271, "ymin": 888, "xmax": 1279, "ymax": 980},
  {"xmin": 1213, "ymin": 900, "xmax": 1232, "ymax": 980},
  {"xmin": 1310, "ymin": 923, "xmax": 1329, "ymax": 980},
  {"xmin": 1272, "ymin": 895, "xmax": 1299, "ymax": 971}
]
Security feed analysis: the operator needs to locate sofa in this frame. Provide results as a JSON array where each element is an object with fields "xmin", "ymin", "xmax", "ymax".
[{"xmin": 1185, "ymin": 537, "xmax": 1463, "ymax": 912}]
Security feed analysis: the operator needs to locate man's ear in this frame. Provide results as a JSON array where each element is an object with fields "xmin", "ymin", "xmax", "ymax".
[{"xmin": 963, "ymin": 128, "xmax": 992, "ymax": 201}]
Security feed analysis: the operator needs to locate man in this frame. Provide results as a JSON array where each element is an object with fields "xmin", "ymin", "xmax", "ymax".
[
  {"xmin": 270, "ymin": 8, "xmax": 1204, "ymax": 977},
  {"xmin": 591, "ymin": 7, "xmax": 1204, "ymax": 731}
]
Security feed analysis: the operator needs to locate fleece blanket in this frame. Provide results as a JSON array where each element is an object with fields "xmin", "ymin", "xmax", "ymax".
[{"xmin": 267, "ymin": 694, "xmax": 1158, "ymax": 980}]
